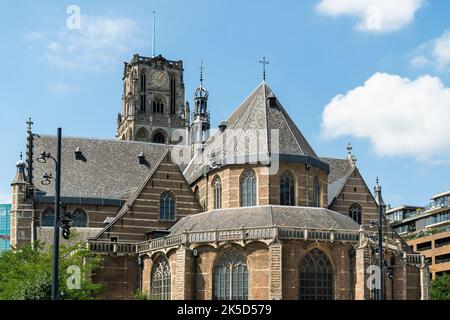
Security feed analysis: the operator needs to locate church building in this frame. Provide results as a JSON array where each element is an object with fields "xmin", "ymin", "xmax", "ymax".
[{"xmin": 10, "ymin": 51, "xmax": 428, "ymax": 300}]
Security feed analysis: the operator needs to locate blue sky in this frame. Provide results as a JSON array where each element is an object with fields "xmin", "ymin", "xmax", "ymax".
[{"xmin": 0, "ymin": 0, "xmax": 449, "ymax": 207}]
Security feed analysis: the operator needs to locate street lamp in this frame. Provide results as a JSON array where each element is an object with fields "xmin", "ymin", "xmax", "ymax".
[
  {"xmin": 36, "ymin": 129, "xmax": 86, "ymax": 300},
  {"xmin": 37, "ymin": 128, "xmax": 62, "ymax": 301}
]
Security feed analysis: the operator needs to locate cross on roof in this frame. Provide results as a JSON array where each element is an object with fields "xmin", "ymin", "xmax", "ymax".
[
  {"xmin": 347, "ymin": 143, "xmax": 353, "ymax": 155},
  {"xmin": 26, "ymin": 117, "xmax": 33, "ymax": 131},
  {"xmin": 259, "ymin": 57, "xmax": 269, "ymax": 81}
]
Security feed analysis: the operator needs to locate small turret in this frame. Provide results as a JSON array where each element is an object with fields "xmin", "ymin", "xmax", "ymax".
[
  {"xmin": 11, "ymin": 153, "xmax": 26, "ymax": 186},
  {"xmin": 374, "ymin": 177, "xmax": 386, "ymax": 208},
  {"xmin": 191, "ymin": 61, "xmax": 211, "ymax": 152}
]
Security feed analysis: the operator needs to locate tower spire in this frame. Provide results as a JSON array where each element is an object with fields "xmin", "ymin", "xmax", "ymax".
[{"xmin": 152, "ymin": 10, "xmax": 156, "ymax": 57}]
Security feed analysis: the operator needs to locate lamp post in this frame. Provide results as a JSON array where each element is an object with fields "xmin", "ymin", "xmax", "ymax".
[
  {"xmin": 37, "ymin": 128, "xmax": 62, "ymax": 300},
  {"xmin": 37, "ymin": 128, "xmax": 86, "ymax": 300}
]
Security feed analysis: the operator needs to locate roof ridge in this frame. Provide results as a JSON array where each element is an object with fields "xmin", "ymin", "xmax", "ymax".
[{"xmin": 34, "ymin": 134, "xmax": 169, "ymax": 147}]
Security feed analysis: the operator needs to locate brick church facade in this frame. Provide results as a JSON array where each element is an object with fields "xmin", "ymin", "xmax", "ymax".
[{"xmin": 10, "ymin": 52, "xmax": 428, "ymax": 300}]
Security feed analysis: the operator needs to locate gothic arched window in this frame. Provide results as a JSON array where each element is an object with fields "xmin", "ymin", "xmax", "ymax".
[
  {"xmin": 299, "ymin": 248, "xmax": 333, "ymax": 300},
  {"xmin": 280, "ymin": 171, "xmax": 295, "ymax": 206},
  {"xmin": 240, "ymin": 170, "xmax": 257, "ymax": 207},
  {"xmin": 153, "ymin": 98, "xmax": 164, "ymax": 114},
  {"xmin": 313, "ymin": 176, "xmax": 320, "ymax": 207},
  {"xmin": 72, "ymin": 209, "xmax": 87, "ymax": 228},
  {"xmin": 140, "ymin": 72, "xmax": 147, "ymax": 112},
  {"xmin": 213, "ymin": 176, "xmax": 222, "ymax": 209},
  {"xmin": 170, "ymin": 76, "xmax": 176, "ymax": 115},
  {"xmin": 160, "ymin": 192, "xmax": 175, "ymax": 221},
  {"xmin": 213, "ymin": 247, "xmax": 248, "ymax": 300},
  {"xmin": 41, "ymin": 208, "xmax": 55, "ymax": 227},
  {"xmin": 348, "ymin": 203, "xmax": 362, "ymax": 225},
  {"xmin": 151, "ymin": 255, "xmax": 171, "ymax": 300},
  {"xmin": 135, "ymin": 128, "xmax": 150, "ymax": 142},
  {"xmin": 152, "ymin": 132, "xmax": 166, "ymax": 144}
]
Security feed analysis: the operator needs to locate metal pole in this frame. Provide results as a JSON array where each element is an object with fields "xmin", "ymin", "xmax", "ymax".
[
  {"xmin": 51, "ymin": 128, "xmax": 62, "ymax": 300},
  {"xmin": 378, "ymin": 203, "xmax": 384, "ymax": 300}
]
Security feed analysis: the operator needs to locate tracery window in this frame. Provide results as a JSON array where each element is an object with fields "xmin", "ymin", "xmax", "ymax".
[
  {"xmin": 153, "ymin": 97, "xmax": 164, "ymax": 113},
  {"xmin": 160, "ymin": 192, "xmax": 175, "ymax": 221},
  {"xmin": 348, "ymin": 203, "xmax": 362, "ymax": 225},
  {"xmin": 71, "ymin": 209, "xmax": 87, "ymax": 228},
  {"xmin": 41, "ymin": 208, "xmax": 55, "ymax": 227},
  {"xmin": 313, "ymin": 176, "xmax": 320, "ymax": 207},
  {"xmin": 213, "ymin": 247, "xmax": 248, "ymax": 300},
  {"xmin": 299, "ymin": 249, "xmax": 333, "ymax": 300},
  {"xmin": 280, "ymin": 171, "xmax": 295, "ymax": 206},
  {"xmin": 213, "ymin": 176, "xmax": 222, "ymax": 209},
  {"xmin": 151, "ymin": 255, "xmax": 171, "ymax": 300},
  {"xmin": 241, "ymin": 170, "xmax": 256, "ymax": 207}
]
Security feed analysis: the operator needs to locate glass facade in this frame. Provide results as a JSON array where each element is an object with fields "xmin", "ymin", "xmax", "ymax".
[
  {"xmin": 0, "ymin": 204, "xmax": 11, "ymax": 254},
  {"xmin": 432, "ymin": 195, "xmax": 449, "ymax": 209},
  {"xmin": 426, "ymin": 210, "xmax": 450, "ymax": 227}
]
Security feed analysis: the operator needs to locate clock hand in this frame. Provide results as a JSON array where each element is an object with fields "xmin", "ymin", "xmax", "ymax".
[{"xmin": 158, "ymin": 73, "xmax": 165, "ymax": 80}]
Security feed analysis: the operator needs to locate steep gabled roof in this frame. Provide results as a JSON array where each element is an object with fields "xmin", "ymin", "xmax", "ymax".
[
  {"xmin": 32, "ymin": 135, "xmax": 167, "ymax": 201},
  {"xmin": 92, "ymin": 149, "xmax": 170, "ymax": 240},
  {"xmin": 184, "ymin": 81, "xmax": 321, "ymax": 183},
  {"xmin": 321, "ymin": 157, "xmax": 354, "ymax": 206}
]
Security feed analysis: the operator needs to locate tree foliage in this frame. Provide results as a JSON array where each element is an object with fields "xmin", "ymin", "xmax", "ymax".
[
  {"xmin": 430, "ymin": 274, "xmax": 450, "ymax": 300},
  {"xmin": 0, "ymin": 241, "xmax": 103, "ymax": 300}
]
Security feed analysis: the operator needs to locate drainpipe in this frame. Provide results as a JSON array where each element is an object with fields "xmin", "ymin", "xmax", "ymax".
[{"xmin": 193, "ymin": 249, "xmax": 198, "ymax": 300}]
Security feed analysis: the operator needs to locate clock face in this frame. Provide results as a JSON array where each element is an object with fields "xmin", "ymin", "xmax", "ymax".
[{"xmin": 151, "ymin": 71, "xmax": 168, "ymax": 88}]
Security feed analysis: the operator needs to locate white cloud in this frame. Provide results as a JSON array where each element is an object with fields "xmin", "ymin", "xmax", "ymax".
[
  {"xmin": 316, "ymin": 0, "xmax": 423, "ymax": 32},
  {"xmin": 321, "ymin": 73, "xmax": 450, "ymax": 161},
  {"xmin": 48, "ymin": 82, "xmax": 75, "ymax": 94},
  {"xmin": 410, "ymin": 30, "xmax": 450, "ymax": 71},
  {"xmin": 23, "ymin": 15, "xmax": 139, "ymax": 71}
]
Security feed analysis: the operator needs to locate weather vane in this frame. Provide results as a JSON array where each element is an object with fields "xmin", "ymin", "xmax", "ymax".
[
  {"xmin": 200, "ymin": 60, "xmax": 204, "ymax": 86},
  {"xmin": 259, "ymin": 57, "xmax": 269, "ymax": 81}
]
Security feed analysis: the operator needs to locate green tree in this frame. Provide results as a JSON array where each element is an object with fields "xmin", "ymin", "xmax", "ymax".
[
  {"xmin": 430, "ymin": 274, "xmax": 450, "ymax": 300},
  {"xmin": 0, "ymin": 241, "xmax": 103, "ymax": 300}
]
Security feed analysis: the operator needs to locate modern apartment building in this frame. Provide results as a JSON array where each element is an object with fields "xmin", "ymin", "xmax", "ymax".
[
  {"xmin": 387, "ymin": 190, "xmax": 450, "ymax": 280},
  {"xmin": 0, "ymin": 204, "xmax": 11, "ymax": 254}
]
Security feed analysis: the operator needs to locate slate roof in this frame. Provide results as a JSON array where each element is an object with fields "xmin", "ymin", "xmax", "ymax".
[
  {"xmin": 320, "ymin": 157, "xmax": 354, "ymax": 206},
  {"xmin": 169, "ymin": 205, "xmax": 360, "ymax": 234},
  {"xmin": 31, "ymin": 135, "xmax": 167, "ymax": 201},
  {"xmin": 184, "ymin": 81, "xmax": 322, "ymax": 183}
]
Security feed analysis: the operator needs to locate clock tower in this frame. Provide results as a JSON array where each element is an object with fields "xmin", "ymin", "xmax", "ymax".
[{"xmin": 116, "ymin": 54, "xmax": 190, "ymax": 145}]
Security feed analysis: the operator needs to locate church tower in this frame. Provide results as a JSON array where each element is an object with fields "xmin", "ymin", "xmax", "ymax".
[
  {"xmin": 116, "ymin": 54, "xmax": 190, "ymax": 145},
  {"xmin": 191, "ymin": 62, "xmax": 211, "ymax": 153}
]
